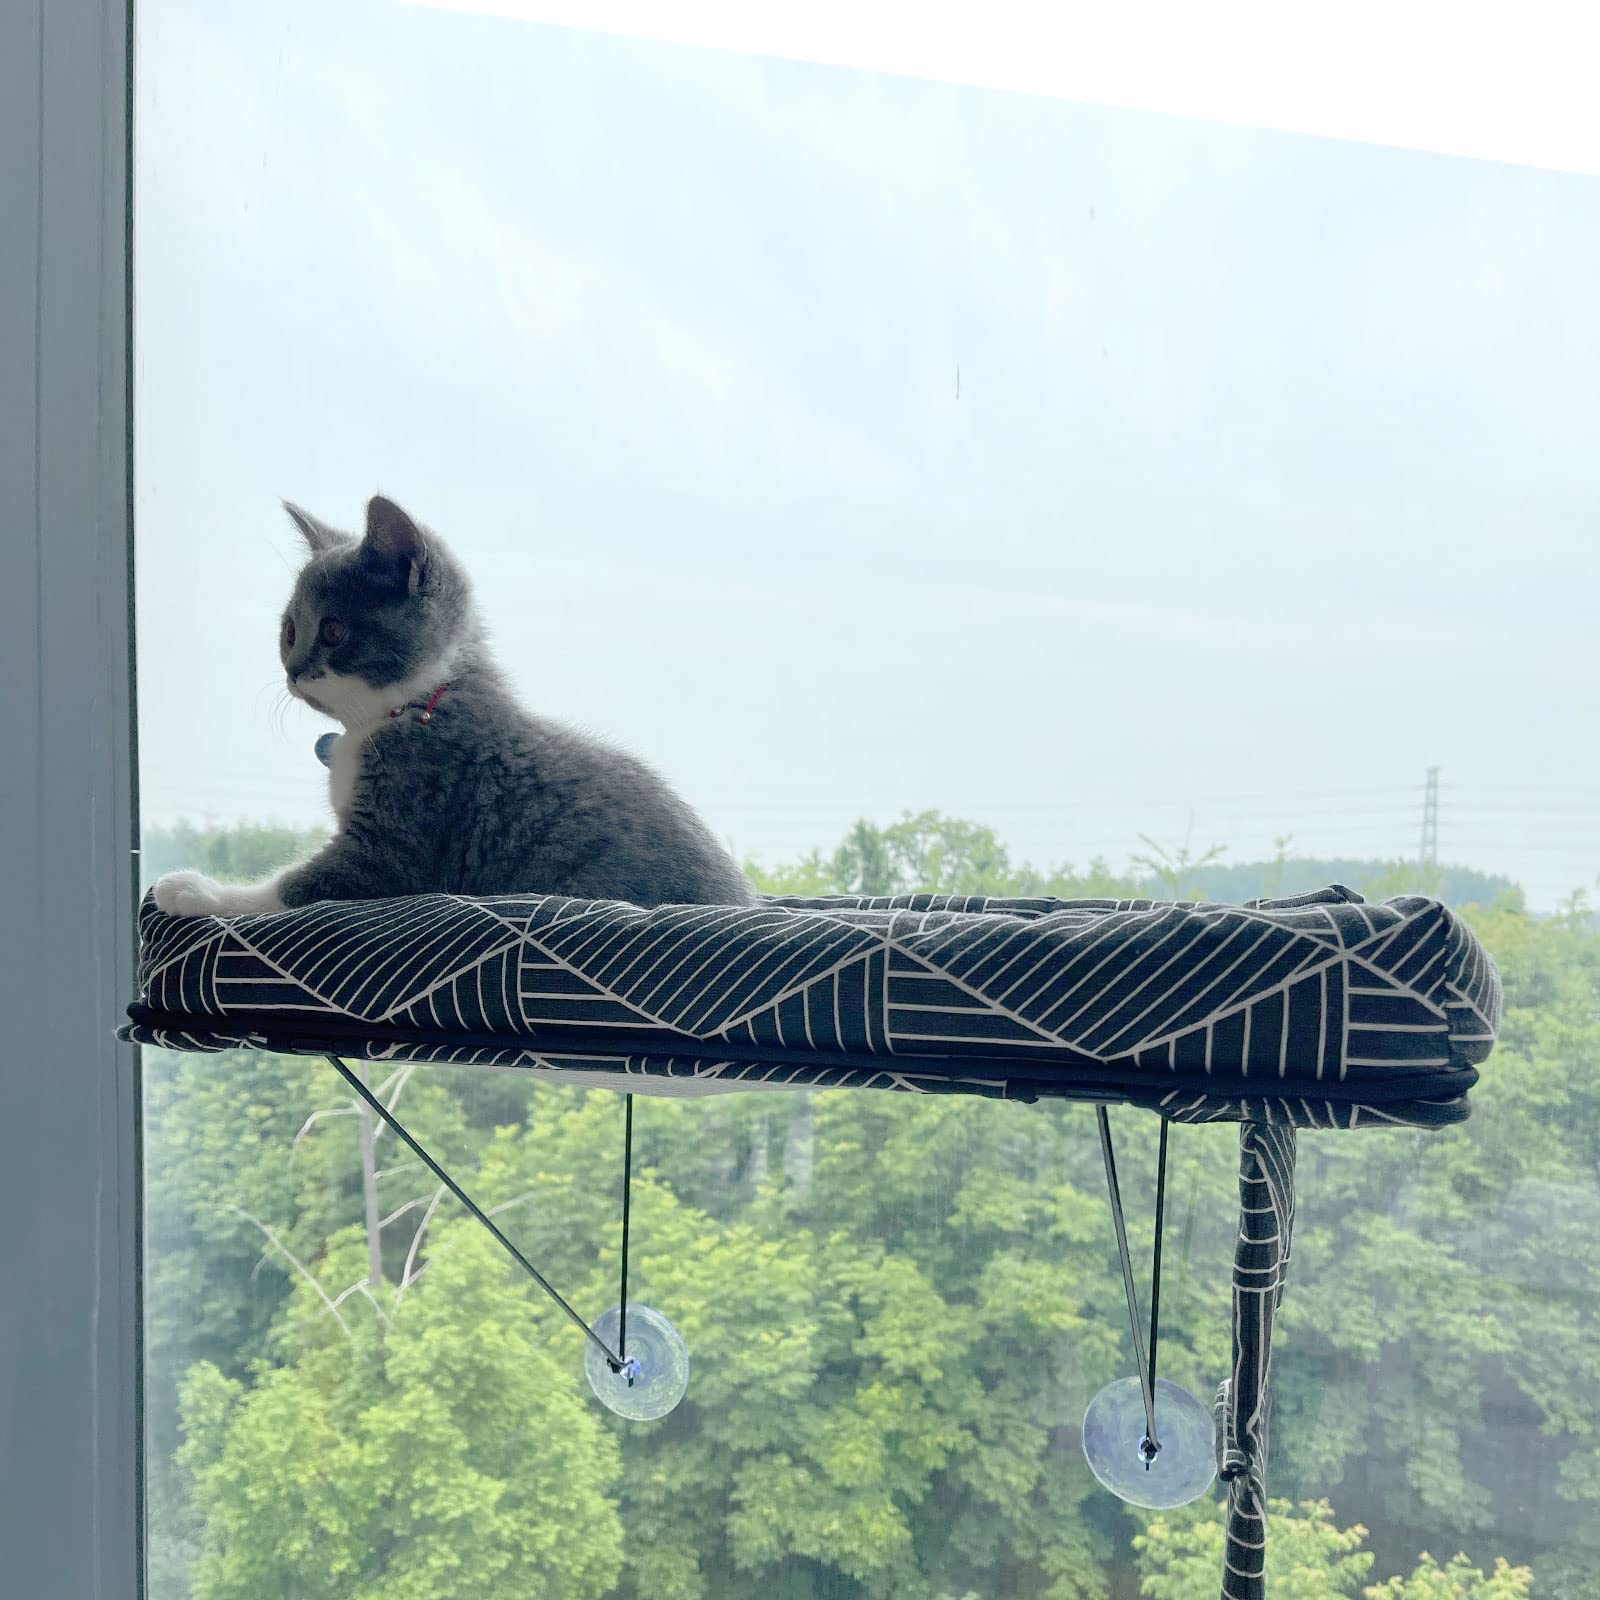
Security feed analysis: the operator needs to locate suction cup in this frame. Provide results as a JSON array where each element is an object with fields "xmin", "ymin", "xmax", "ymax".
[
  {"xmin": 583, "ymin": 1303, "xmax": 689, "ymax": 1421},
  {"xmin": 1082, "ymin": 1375, "xmax": 1216, "ymax": 1508}
]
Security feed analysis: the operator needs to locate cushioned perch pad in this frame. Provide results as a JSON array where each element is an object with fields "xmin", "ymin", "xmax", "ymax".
[{"xmin": 122, "ymin": 883, "xmax": 1499, "ymax": 1126}]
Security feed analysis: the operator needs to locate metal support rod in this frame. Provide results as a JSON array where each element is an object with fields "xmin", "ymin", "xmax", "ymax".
[
  {"xmin": 1147, "ymin": 1117, "xmax": 1169, "ymax": 1408},
  {"xmin": 1096, "ymin": 1105, "xmax": 1163, "ymax": 1458},
  {"xmin": 324, "ymin": 1055, "xmax": 625, "ymax": 1370},
  {"xmin": 618, "ymin": 1094, "xmax": 634, "ymax": 1366}
]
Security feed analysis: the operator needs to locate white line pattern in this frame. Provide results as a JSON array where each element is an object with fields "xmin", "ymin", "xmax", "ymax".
[{"xmin": 124, "ymin": 884, "xmax": 1499, "ymax": 1126}]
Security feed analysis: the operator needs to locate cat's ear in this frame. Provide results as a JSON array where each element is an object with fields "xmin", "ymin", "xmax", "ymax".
[
  {"xmin": 282, "ymin": 501, "xmax": 349, "ymax": 555},
  {"xmin": 361, "ymin": 494, "xmax": 429, "ymax": 595}
]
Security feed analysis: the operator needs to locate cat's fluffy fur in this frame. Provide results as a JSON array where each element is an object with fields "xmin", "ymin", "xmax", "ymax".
[{"xmin": 153, "ymin": 495, "xmax": 753, "ymax": 917}]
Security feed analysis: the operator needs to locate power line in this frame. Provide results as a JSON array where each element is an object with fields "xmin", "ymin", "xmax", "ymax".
[{"xmin": 1419, "ymin": 767, "xmax": 1440, "ymax": 870}]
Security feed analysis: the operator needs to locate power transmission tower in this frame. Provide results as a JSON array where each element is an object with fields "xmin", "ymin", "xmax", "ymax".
[{"xmin": 1419, "ymin": 766, "xmax": 1440, "ymax": 869}]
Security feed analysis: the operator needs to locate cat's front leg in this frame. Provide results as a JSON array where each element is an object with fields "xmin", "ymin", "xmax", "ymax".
[
  {"xmin": 152, "ymin": 869, "xmax": 286, "ymax": 919},
  {"xmin": 154, "ymin": 827, "xmax": 409, "ymax": 918}
]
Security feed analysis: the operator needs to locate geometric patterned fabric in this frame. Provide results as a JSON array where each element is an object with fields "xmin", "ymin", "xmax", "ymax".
[{"xmin": 123, "ymin": 883, "xmax": 1500, "ymax": 1128}]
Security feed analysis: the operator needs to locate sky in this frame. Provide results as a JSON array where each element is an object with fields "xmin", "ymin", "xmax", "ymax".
[{"xmin": 134, "ymin": 0, "xmax": 1600, "ymax": 909}]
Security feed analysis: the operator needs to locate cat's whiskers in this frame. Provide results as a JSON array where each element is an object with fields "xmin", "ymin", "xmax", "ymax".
[
  {"xmin": 271, "ymin": 685, "xmax": 295, "ymax": 742},
  {"xmin": 255, "ymin": 679, "xmax": 293, "ymax": 743}
]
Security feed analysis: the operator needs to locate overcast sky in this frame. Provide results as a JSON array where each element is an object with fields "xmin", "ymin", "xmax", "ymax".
[{"xmin": 134, "ymin": 0, "xmax": 1600, "ymax": 908}]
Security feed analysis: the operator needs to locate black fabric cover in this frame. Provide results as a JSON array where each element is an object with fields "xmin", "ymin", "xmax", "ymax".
[{"xmin": 122, "ymin": 883, "xmax": 1499, "ymax": 1128}]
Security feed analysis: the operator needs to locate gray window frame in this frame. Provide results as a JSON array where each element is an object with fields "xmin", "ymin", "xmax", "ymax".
[{"xmin": 0, "ymin": 2, "xmax": 141, "ymax": 1597}]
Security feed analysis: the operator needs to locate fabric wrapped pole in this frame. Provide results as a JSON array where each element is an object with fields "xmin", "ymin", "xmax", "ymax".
[{"xmin": 1215, "ymin": 1120, "xmax": 1298, "ymax": 1600}]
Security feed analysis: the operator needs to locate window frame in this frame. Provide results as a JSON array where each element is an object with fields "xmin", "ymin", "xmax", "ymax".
[{"xmin": 0, "ymin": 1, "xmax": 141, "ymax": 1596}]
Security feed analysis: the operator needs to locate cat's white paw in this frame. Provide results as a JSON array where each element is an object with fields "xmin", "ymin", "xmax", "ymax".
[{"xmin": 153, "ymin": 870, "xmax": 228, "ymax": 918}]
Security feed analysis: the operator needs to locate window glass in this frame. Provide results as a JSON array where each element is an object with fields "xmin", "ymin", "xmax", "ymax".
[{"xmin": 137, "ymin": 4, "xmax": 1600, "ymax": 1596}]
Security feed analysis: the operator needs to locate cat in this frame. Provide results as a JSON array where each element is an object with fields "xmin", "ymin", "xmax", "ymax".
[{"xmin": 153, "ymin": 495, "xmax": 754, "ymax": 917}]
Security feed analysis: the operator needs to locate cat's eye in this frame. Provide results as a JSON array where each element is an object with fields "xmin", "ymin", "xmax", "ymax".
[
  {"xmin": 319, "ymin": 618, "xmax": 348, "ymax": 648},
  {"xmin": 283, "ymin": 618, "xmax": 296, "ymax": 648}
]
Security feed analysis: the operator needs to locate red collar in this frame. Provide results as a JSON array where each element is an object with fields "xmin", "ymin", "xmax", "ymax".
[{"xmin": 387, "ymin": 683, "xmax": 450, "ymax": 725}]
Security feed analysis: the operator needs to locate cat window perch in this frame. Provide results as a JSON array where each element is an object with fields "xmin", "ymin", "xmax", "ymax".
[{"xmin": 121, "ymin": 884, "xmax": 1501, "ymax": 1600}]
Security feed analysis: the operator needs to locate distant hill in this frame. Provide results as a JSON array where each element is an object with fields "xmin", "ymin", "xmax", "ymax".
[
  {"xmin": 142, "ymin": 820, "xmax": 1526, "ymax": 915},
  {"xmin": 1175, "ymin": 856, "xmax": 1521, "ymax": 909}
]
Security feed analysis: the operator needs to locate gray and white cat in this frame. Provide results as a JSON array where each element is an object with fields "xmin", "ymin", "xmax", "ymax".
[{"xmin": 153, "ymin": 495, "xmax": 753, "ymax": 917}]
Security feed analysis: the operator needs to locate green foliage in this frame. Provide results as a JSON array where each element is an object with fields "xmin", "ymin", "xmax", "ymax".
[
  {"xmin": 142, "ymin": 820, "xmax": 325, "ymax": 891},
  {"xmin": 1183, "ymin": 858, "xmax": 1521, "ymax": 911},
  {"xmin": 746, "ymin": 810, "xmax": 1141, "ymax": 901},
  {"xmin": 176, "ymin": 1224, "xmax": 622, "ymax": 1600},
  {"xmin": 748, "ymin": 848, "xmax": 846, "ymax": 898},
  {"xmin": 1128, "ymin": 834, "xmax": 1229, "ymax": 901},
  {"xmin": 1136, "ymin": 1499, "xmax": 1373, "ymax": 1599},
  {"xmin": 1365, "ymin": 1553, "xmax": 1534, "ymax": 1600},
  {"xmin": 146, "ymin": 819, "xmax": 1600, "ymax": 1599},
  {"xmin": 1134, "ymin": 1501, "xmax": 1533, "ymax": 1600},
  {"xmin": 743, "ymin": 812, "xmax": 1521, "ymax": 910}
]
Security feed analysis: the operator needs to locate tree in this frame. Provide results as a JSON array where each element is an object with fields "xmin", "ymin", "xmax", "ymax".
[
  {"xmin": 1365, "ymin": 1553, "xmax": 1534, "ymax": 1600},
  {"xmin": 142, "ymin": 819, "xmax": 327, "ymax": 890},
  {"xmin": 146, "ymin": 819, "xmax": 1597, "ymax": 1599},
  {"xmin": 177, "ymin": 1223, "xmax": 623, "ymax": 1600},
  {"xmin": 748, "ymin": 810, "xmax": 1144, "ymax": 902},
  {"xmin": 1133, "ymin": 1500, "xmax": 1532, "ymax": 1600},
  {"xmin": 1128, "ymin": 834, "xmax": 1229, "ymax": 902},
  {"xmin": 144, "ymin": 1048, "xmax": 498, "ymax": 1594}
]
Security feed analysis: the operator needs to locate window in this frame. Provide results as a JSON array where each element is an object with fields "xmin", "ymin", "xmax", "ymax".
[{"xmin": 124, "ymin": 4, "xmax": 1600, "ymax": 1598}]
